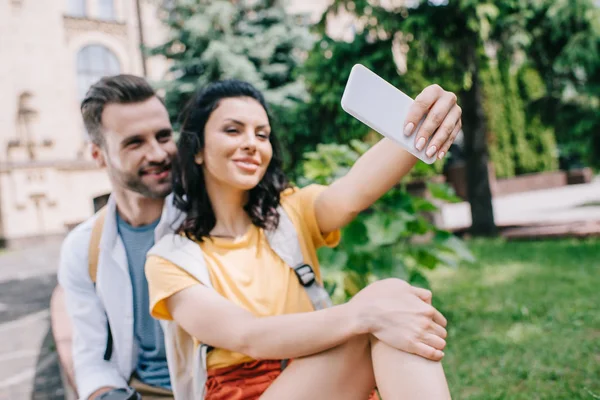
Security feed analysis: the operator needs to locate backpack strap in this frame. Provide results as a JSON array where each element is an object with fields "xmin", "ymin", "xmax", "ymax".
[
  {"xmin": 87, "ymin": 206, "xmax": 113, "ymax": 361},
  {"xmin": 88, "ymin": 207, "xmax": 108, "ymax": 284},
  {"xmin": 266, "ymin": 206, "xmax": 333, "ymax": 311},
  {"xmin": 267, "ymin": 205, "xmax": 333, "ymax": 372}
]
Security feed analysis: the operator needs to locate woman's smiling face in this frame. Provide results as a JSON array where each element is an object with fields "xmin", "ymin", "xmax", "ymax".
[{"xmin": 196, "ymin": 96, "xmax": 273, "ymax": 192}]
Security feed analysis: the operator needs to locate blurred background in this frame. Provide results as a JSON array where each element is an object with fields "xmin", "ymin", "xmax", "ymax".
[{"xmin": 0, "ymin": 0, "xmax": 599, "ymax": 399}]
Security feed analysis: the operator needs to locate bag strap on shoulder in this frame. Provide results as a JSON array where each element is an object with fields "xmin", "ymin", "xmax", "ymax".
[
  {"xmin": 267, "ymin": 205, "xmax": 333, "ymax": 311},
  {"xmin": 86, "ymin": 206, "xmax": 113, "ymax": 361},
  {"xmin": 88, "ymin": 207, "xmax": 108, "ymax": 284}
]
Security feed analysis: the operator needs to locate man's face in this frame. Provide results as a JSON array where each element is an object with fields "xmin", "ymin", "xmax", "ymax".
[{"xmin": 92, "ymin": 96, "xmax": 176, "ymax": 199}]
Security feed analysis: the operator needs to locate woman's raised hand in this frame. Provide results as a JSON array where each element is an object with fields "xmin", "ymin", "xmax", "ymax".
[{"xmin": 404, "ymin": 84, "xmax": 462, "ymax": 160}]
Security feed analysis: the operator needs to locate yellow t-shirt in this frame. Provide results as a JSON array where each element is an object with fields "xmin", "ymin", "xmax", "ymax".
[{"xmin": 145, "ymin": 184, "xmax": 340, "ymax": 370}]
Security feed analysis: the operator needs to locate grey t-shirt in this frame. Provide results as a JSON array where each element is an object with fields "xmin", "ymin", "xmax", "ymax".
[{"xmin": 116, "ymin": 213, "xmax": 170, "ymax": 389}]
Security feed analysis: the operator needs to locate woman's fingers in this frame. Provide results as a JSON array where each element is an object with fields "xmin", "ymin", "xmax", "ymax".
[
  {"xmin": 437, "ymin": 116, "xmax": 462, "ymax": 160},
  {"xmin": 411, "ymin": 285, "xmax": 448, "ymax": 328},
  {"xmin": 402, "ymin": 83, "xmax": 461, "ymax": 159},
  {"xmin": 411, "ymin": 286, "xmax": 432, "ymax": 304},
  {"xmin": 421, "ymin": 332, "xmax": 447, "ymax": 352},
  {"xmin": 428, "ymin": 321, "xmax": 448, "ymax": 340},
  {"xmin": 432, "ymin": 307, "xmax": 448, "ymax": 328},
  {"xmin": 411, "ymin": 341, "xmax": 445, "ymax": 362},
  {"xmin": 414, "ymin": 91, "xmax": 458, "ymax": 155},
  {"xmin": 403, "ymin": 84, "xmax": 444, "ymax": 139},
  {"xmin": 426, "ymin": 103, "xmax": 462, "ymax": 158}
]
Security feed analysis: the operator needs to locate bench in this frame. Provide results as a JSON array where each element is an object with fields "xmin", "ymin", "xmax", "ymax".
[{"xmin": 50, "ymin": 285, "xmax": 78, "ymax": 400}]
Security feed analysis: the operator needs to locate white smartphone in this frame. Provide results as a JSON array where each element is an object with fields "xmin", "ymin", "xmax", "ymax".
[{"xmin": 341, "ymin": 64, "xmax": 436, "ymax": 164}]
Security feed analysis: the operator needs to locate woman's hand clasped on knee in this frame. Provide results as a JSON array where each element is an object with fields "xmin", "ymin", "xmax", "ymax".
[{"xmin": 350, "ymin": 278, "xmax": 448, "ymax": 362}]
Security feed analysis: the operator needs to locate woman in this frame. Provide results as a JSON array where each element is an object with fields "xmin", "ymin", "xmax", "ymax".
[{"xmin": 146, "ymin": 79, "xmax": 461, "ymax": 399}]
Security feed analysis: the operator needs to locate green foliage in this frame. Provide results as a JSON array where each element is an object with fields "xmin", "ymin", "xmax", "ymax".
[
  {"xmin": 428, "ymin": 238, "xmax": 600, "ymax": 399},
  {"xmin": 309, "ymin": 0, "xmax": 570, "ymax": 179},
  {"xmin": 480, "ymin": 64, "xmax": 515, "ymax": 178},
  {"xmin": 286, "ymin": 32, "xmax": 422, "ymax": 174},
  {"xmin": 517, "ymin": 66, "xmax": 546, "ymax": 102},
  {"xmin": 286, "ymin": 2, "xmax": 462, "ymax": 177},
  {"xmin": 300, "ymin": 141, "xmax": 474, "ymax": 303},
  {"xmin": 481, "ymin": 61, "xmax": 558, "ymax": 178},
  {"xmin": 149, "ymin": 0, "xmax": 314, "ymax": 151},
  {"xmin": 521, "ymin": 0, "xmax": 600, "ymax": 168}
]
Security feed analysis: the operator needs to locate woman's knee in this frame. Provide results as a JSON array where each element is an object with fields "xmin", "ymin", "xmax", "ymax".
[
  {"xmin": 343, "ymin": 334, "xmax": 371, "ymax": 355},
  {"xmin": 319, "ymin": 334, "xmax": 373, "ymax": 369}
]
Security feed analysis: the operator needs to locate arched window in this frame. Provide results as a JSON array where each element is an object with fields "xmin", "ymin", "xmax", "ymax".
[
  {"xmin": 76, "ymin": 45, "xmax": 120, "ymax": 99},
  {"xmin": 67, "ymin": 0, "xmax": 86, "ymax": 17}
]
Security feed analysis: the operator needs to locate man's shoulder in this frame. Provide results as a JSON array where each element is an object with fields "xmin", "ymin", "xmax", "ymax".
[
  {"xmin": 62, "ymin": 214, "xmax": 97, "ymax": 252},
  {"xmin": 58, "ymin": 213, "xmax": 102, "ymax": 284}
]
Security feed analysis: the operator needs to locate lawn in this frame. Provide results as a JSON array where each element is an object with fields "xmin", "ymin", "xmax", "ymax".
[{"xmin": 425, "ymin": 238, "xmax": 600, "ymax": 400}]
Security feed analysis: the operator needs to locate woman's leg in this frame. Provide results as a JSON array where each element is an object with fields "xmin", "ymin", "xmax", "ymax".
[
  {"xmin": 260, "ymin": 335, "xmax": 376, "ymax": 400},
  {"xmin": 370, "ymin": 337, "xmax": 451, "ymax": 400},
  {"xmin": 260, "ymin": 334, "xmax": 451, "ymax": 400}
]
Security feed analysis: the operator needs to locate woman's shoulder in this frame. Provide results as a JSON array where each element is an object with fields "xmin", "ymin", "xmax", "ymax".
[
  {"xmin": 279, "ymin": 183, "xmax": 340, "ymax": 250},
  {"xmin": 280, "ymin": 184, "xmax": 327, "ymax": 203},
  {"xmin": 279, "ymin": 184, "xmax": 328, "ymax": 222}
]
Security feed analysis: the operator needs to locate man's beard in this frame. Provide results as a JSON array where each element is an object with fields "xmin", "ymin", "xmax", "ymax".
[{"xmin": 108, "ymin": 160, "xmax": 173, "ymax": 199}]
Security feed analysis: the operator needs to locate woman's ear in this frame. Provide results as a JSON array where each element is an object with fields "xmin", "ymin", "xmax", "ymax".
[{"xmin": 194, "ymin": 152, "xmax": 203, "ymax": 165}]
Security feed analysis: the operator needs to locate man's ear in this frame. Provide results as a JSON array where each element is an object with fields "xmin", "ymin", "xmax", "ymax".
[{"xmin": 90, "ymin": 142, "xmax": 107, "ymax": 168}]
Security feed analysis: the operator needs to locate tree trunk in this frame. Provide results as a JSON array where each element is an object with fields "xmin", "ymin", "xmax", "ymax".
[{"xmin": 461, "ymin": 45, "xmax": 497, "ymax": 236}]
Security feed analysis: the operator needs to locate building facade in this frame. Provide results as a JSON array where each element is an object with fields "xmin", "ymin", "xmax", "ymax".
[
  {"xmin": 0, "ymin": 0, "xmax": 364, "ymax": 245},
  {"xmin": 0, "ymin": 0, "xmax": 169, "ymax": 244}
]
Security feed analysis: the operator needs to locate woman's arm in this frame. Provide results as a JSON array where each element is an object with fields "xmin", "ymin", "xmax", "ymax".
[
  {"xmin": 167, "ymin": 279, "xmax": 447, "ymax": 362},
  {"xmin": 315, "ymin": 84, "xmax": 462, "ymax": 233}
]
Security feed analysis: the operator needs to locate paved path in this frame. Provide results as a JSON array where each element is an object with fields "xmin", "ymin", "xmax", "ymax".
[
  {"xmin": 0, "ymin": 237, "xmax": 65, "ymax": 400},
  {"xmin": 0, "ymin": 180, "xmax": 598, "ymax": 399},
  {"xmin": 437, "ymin": 180, "xmax": 600, "ymax": 231},
  {"xmin": 0, "ymin": 237, "xmax": 63, "ymax": 283}
]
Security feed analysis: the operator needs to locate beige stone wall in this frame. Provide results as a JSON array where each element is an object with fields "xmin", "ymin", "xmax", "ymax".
[
  {"xmin": 0, "ymin": 0, "xmax": 169, "ymax": 242},
  {"xmin": 0, "ymin": 0, "xmax": 357, "ymax": 243}
]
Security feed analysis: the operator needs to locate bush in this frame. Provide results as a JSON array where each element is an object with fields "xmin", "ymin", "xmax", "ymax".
[
  {"xmin": 299, "ymin": 140, "xmax": 474, "ymax": 303},
  {"xmin": 481, "ymin": 61, "xmax": 558, "ymax": 178}
]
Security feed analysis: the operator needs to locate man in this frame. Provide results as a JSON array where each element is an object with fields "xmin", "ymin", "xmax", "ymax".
[{"xmin": 58, "ymin": 75, "xmax": 181, "ymax": 400}]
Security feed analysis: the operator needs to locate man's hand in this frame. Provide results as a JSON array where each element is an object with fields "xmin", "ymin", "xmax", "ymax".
[
  {"xmin": 350, "ymin": 279, "xmax": 448, "ymax": 361},
  {"xmin": 404, "ymin": 84, "xmax": 462, "ymax": 160}
]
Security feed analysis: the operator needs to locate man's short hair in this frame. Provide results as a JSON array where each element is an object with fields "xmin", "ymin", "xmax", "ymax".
[{"xmin": 81, "ymin": 74, "xmax": 157, "ymax": 146}]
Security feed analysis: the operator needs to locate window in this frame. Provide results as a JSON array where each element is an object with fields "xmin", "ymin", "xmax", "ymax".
[
  {"xmin": 67, "ymin": 0, "xmax": 86, "ymax": 17},
  {"xmin": 97, "ymin": 0, "xmax": 115, "ymax": 20},
  {"xmin": 76, "ymin": 45, "xmax": 120, "ymax": 99}
]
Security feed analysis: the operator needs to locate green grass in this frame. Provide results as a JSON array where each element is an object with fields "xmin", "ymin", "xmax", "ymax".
[{"xmin": 425, "ymin": 238, "xmax": 600, "ymax": 400}]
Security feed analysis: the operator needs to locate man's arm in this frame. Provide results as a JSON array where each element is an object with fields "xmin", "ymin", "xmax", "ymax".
[
  {"xmin": 57, "ymin": 226, "xmax": 128, "ymax": 400},
  {"xmin": 315, "ymin": 84, "xmax": 462, "ymax": 233}
]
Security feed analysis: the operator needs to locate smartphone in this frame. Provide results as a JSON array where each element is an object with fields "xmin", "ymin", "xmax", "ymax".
[{"xmin": 340, "ymin": 64, "xmax": 436, "ymax": 164}]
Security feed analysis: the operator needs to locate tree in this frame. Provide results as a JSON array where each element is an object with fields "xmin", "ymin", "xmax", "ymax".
[
  {"xmin": 521, "ymin": 0, "xmax": 600, "ymax": 168},
  {"xmin": 300, "ymin": 140, "xmax": 474, "ymax": 303},
  {"xmin": 148, "ymin": 0, "xmax": 475, "ymax": 295},
  {"xmin": 149, "ymin": 0, "xmax": 314, "ymax": 164},
  {"xmin": 307, "ymin": 0, "xmax": 501, "ymax": 236}
]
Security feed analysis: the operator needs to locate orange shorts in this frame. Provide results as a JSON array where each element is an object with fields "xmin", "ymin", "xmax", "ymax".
[{"xmin": 205, "ymin": 360, "xmax": 379, "ymax": 400}]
